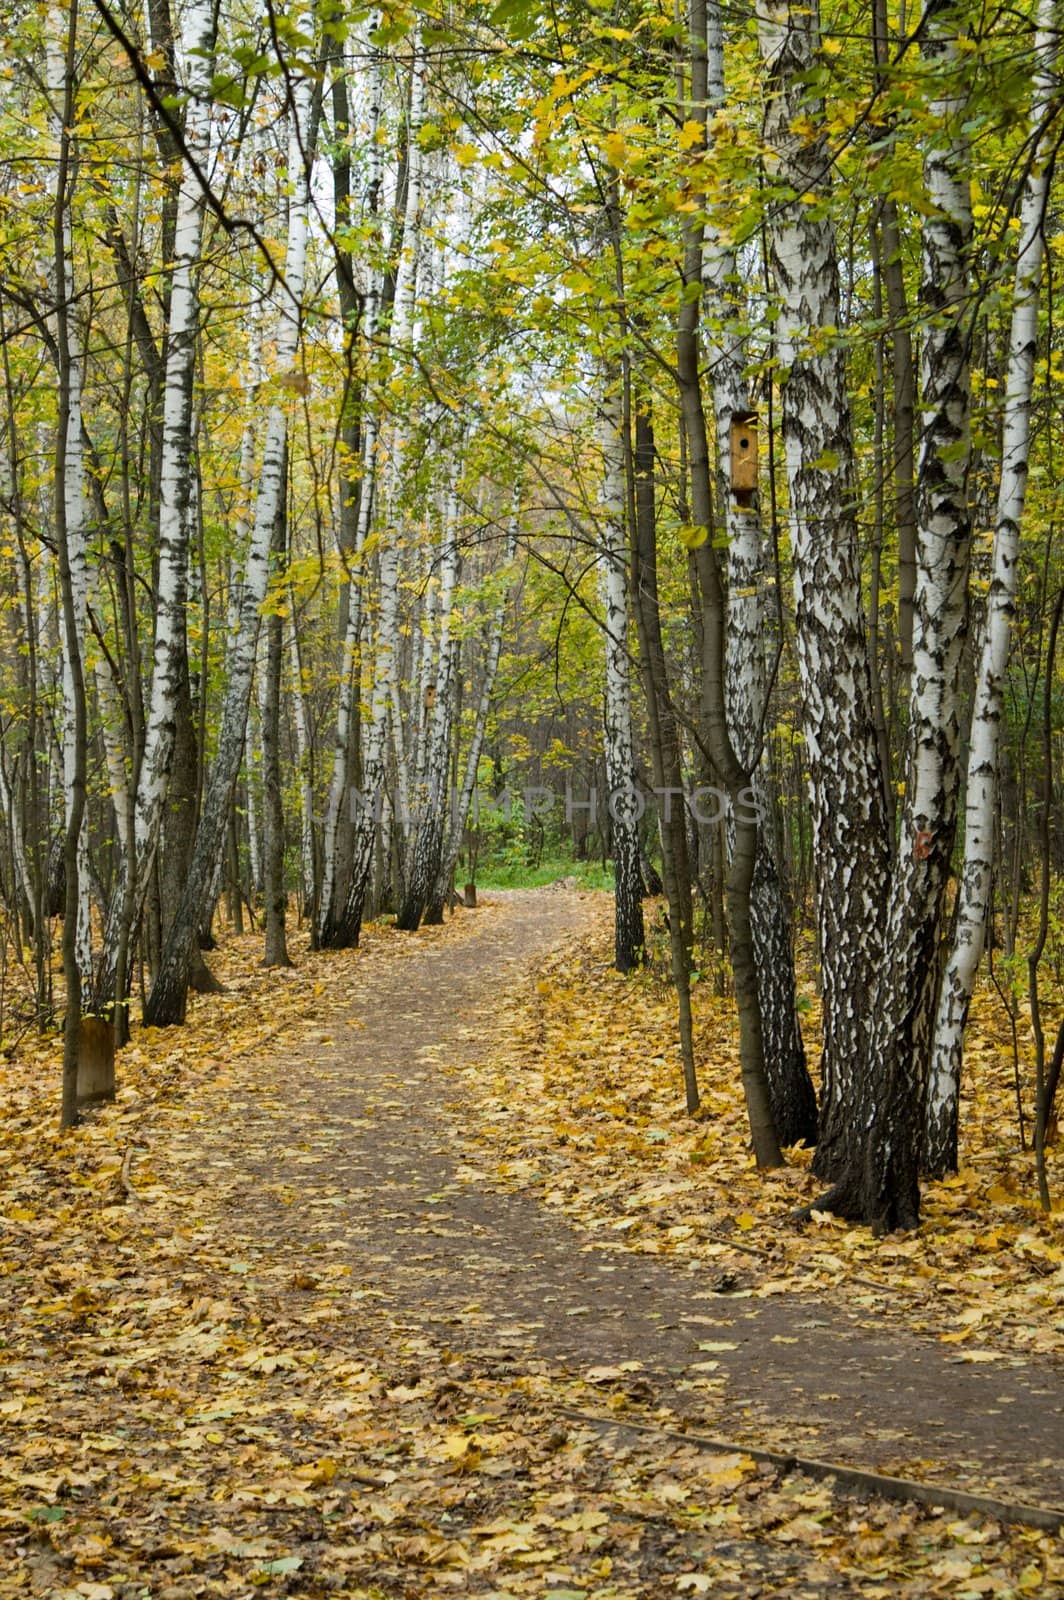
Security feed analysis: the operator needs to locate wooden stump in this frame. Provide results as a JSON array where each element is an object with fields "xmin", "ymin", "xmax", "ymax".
[
  {"xmin": 77, "ymin": 1016, "xmax": 116, "ymax": 1109},
  {"xmin": 463, "ymin": 884, "xmax": 477, "ymax": 908}
]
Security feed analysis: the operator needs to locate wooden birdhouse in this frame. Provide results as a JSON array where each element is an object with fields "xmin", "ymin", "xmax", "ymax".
[{"xmin": 730, "ymin": 412, "xmax": 759, "ymax": 506}]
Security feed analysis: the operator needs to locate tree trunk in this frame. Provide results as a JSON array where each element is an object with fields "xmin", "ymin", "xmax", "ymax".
[
  {"xmin": 145, "ymin": 28, "xmax": 314, "ymax": 1024},
  {"xmin": 824, "ymin": 0, "xmax": 974, "ymax": 1230},
  {"xmin": 50, "ymin": 0, "xmax": 89, "ymax": 1127},
  {"xmin": 92, "ymin": 0, "xmax": 217, "ymax": 1011},
  {"xmin": 262, "ymin": 447, "xmax": 291, "ymax": 968},
  {"xmin": 704, "ymin": 0, "xmax": 816, "ymax": 1146},
  {"xmin": 328, "ymin": 35, "xmax": 427, "ymax": 948},
  {"xmin": 677, "ymin": 0, "xmax": 780, "ymax": 1165},
  {"xmin": 287, "ymin": 608, "xmax": 316, "ymax": 918},
  {"xmin": 428, "ymin": 513, "xmax": 519, "ymax": 923},
  {"xmin": 397, "ymin": 474, "xmax": 462, "ymax": 931},
  {"xmin": 597, "ymin": 380, "xmax": 645, "ymax": 971},
  {"xmin": 926, "ymin": 0, "xmax": 1056, "ymax": 1176},
  {"xmin": 630, "ymin": 391, "xmax": 700, "ymax": 1112},
  {"xmin": 758, "ymin": 0, "xmax": 891, "ymax": 1190}
]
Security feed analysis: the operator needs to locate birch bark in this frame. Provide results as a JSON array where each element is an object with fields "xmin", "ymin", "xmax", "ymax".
[
  {"xmin": 925, "ymin": 0, "xmax": 1057, "ymax": 1175},
  {"xmin": 396, "ymin": 475, "xmax": 462, "ymax": 931},
  {"xmin": 315, "ymin": 23, "xmax": 384, "ymax": 944},
  {"xmin": 704, "ymin": 0, "xmax": 816, "ymax": 1146},
  {"xmin": 145, "ymin": 25, "xmax": 315, "ymax": 1023},
  {"xmin": 826, "ymin": 0, "xmax": 973, "ymax": 1229},
  {"xmin": 758, "ymin": 0, "xmax": 891, "ymax": 1183},
  {"xmin": 47, "ymin": 7, "xmax": 92, "ymax": 997},
  {"xmin": 333, "ymin": 37, "xmax": 427, "ymax": 945},
  {"xmin": 428, "ymin": 512, "xmax": 519, "ymax": 921},
  {"xmin": 93, "ymin": 0, "xmax": 217, "ymax": 1008},
  {"xmin": 597, "ymin": 383, "xmax": 645, "ymax": 971}
]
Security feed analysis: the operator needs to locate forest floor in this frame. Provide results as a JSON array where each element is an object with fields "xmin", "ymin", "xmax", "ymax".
[{"xmin": 0, "ymin": 888, "xmax": 1062, "ymax": 1599}]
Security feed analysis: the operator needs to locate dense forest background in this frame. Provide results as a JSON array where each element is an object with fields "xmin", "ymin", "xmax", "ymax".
[{"xmin": 0, "ymin": 0, "xmax": 1061, "ymax": 1229}]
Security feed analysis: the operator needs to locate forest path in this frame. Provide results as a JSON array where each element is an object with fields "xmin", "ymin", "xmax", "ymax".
[{"xmin": 156, "ymin": 888, "xmax": 1063, "ymax": 1518}]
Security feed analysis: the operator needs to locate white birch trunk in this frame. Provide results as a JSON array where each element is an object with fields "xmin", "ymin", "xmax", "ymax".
[
  {"xmin": 704, "ymin": 0, "xmax": 816, "ymax": 1145},
  {"xmin": 925, "ymin": 0, "xmax": 1057, "ymax": 1174},
  {"xmin": 145, "ymin": 26, "xmax": 314, "ymax": 1023},
  {"xmin": 94, "ymin": 0, "xmax": 216, "ymax": 1002},
  {"xmin": 316, "ymin": 414, "xmax": 378, "ymax": 942},
  {"xmin": 47, "ymin": 13, "xmax": 92, "ymax": 988},
  {"xmin": 0, "ymin": 756, "xmax": 35, "ymax": 917},
  {"xmin": 287, "ymin": 607, "xmax": 316, "ymax": 908},
  {"xmin": 397, "ymin": 471, "xmax": 462, "ymax": 929},
  {"xmin": 338, "ymin": 538, "xmax": 402, "ymax": 938},
  {"xmin": 431, "ymin": 512, "xmax": 519, "ymax": 915},
  {"xmin": 247, "ymin": 680, "xmax": 264, "ymax": 896},
  {"xmin": 333, "ymin": 35, "xmax": 427, "ymax": 942},
  {"xmin": 855, "ymin": 3, "xmax": 973, "ymax": 1229},
  {"xmin": 597, "ymin": 384, "xmax": 644, "ymax": 971},
  {"xmin": 758, "ymin": 1, "xmax": 891, "ymax": 1184}
]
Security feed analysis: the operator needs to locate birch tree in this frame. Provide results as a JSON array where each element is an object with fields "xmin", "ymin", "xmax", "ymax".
[
  {"xmin": 92, "ymin": 0, "xmax": 217, "ymax": 1015},
  {"xmin": 47, "ymin": 3, "xmax": 92, "ymax": 1010},
  {"xmin": 926, "ymin": 0, "xmax": 1058, "ymax": 1176},
  {"xmin": 704, "ymin": 0, "xmax": 816, "ymax": 1146},
  {"xmin": 316, "ymin": 21, "xmax": 385, "ymax": 947},
  {"xmin": 397, "ymin": 468, "xmax": 462, "ymax": 931},
  {"xmin": 757, "ymin": 0, "xmax": 891, "ymax": 1184},
  {"xmin": 427, "ymin": 507, "xmax": 519, "ymax": 922},
  {"xmin": 329, "ymin": 35, "xmax": 427, "ymax": 948},
  {"xmin": 145, "ymin": 16, "xmax": 316, "ymax": 1024},
  {"xmin": 842, "ymin": 0, "xmax": 974, "ymax": 1230},
  {"xmin": 597, "ymin": 381, "xmax": 645, "ymax": 972},
  {"xmin": 49, "ymin": 0, "xmax": 90, "ymax": 1126}
]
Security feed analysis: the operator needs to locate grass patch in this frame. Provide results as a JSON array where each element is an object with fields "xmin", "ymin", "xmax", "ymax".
[{"xmin": 477, "ymin": 856, "xmax": 615, "ymax": 891}]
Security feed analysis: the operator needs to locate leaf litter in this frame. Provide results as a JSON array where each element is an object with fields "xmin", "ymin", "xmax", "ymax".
[{"xmin": 0, "ymin": 892, "xmax": 1060, "ymax": 1598}]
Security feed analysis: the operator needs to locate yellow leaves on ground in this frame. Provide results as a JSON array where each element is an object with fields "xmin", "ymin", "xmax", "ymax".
[
  {"xmin": 0, "ymin": 896, "xmax": 1061, "ymax": 1597},
  {"xmin": 461, "ymin": 900, "xmax": 1063, "ymax": 1363}
]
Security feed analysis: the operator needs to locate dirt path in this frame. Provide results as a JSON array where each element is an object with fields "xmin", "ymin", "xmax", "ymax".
[{"xmin": 152, "ymin": 889, "xmax": 1062, "ymax": 1516}]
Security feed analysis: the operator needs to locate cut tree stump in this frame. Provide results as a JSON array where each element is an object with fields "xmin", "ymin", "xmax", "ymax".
[
  {"xmin": 77, "ymin": 1016, "xmax": 115, "ymax": 1108},
  {"xmin": 463, "ymin": 884, "xmax": 477, "ymax": 908}
]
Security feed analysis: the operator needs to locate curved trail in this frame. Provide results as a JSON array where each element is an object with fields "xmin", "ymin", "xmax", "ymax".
[{"xmin": 163, "ymin": 890, "xmax": 1062, "ymax": 1514}]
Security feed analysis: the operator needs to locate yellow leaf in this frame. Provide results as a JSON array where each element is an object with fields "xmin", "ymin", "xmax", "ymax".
[
  {"xmin": 437, "ymin": 1432, "xmax": 473, "ymax": 1459},
  {"xmin": 679, "ymin": 120, "xmax": 704, "ymax": 150},
  {"xmin": 604, "ymin": 130, "xmax": 627, "ymax": 167},
  {"xmin": 735, "ymin": 1212, "xmax": 756, "ymax": 1231}
]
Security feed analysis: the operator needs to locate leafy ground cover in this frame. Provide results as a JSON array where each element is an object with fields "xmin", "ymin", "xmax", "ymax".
[
  {"xmin": 459, "ymin": 898, "xmax": 1063, "ymax": 1362},
  {"xmin": 0, "ymin": 895, "xmax": 1061, "ymax": 1598}
]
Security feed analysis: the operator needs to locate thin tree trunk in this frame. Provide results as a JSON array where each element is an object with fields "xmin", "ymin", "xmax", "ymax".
[
  {"xmin": 330, "ymin": 34, "xmax": 427, "ymax": 947},
  {"xmin": 428, "ymin": 512, "xmax": 519, "ymax": 922},
  {"xmin": 287, "ymin": 606, "xmax": 316, "ymax": 916},
  {"xmin": 262, "ymin": 446, "xmax": 291, "ymax": 967},
  {"xmin": 145, "ymin": 30, "xmax": 315, "ymax": 1024},
  {"xmin": 926, "ymin": 0, "xmax": 1057, "ymax": 1175},
  {"xmin": 50, "ymin": 0, "xmax": 89, "ymax": 1127},
  {"xmin": 597, "ymin": 380, "xmax": 645, "ymax": 970},
  {"xmin": 630, "ymin": 391, "xmax": 700, "ymax": 1112},
  {"xmin": 705, "ymin": 0, "xmax": 816, "ymax": 1147},
  {"xmin": 92, "ymin": 0, "xmax": 217, "ymax": 1012},
  {"xmin": 678, "ymin": 0, "xmax": 780, "ymax": 1164},
  {"xmin": 397, "ymin": 472, "xmax": 462, "ymax": 931},
  {"xmin": 872, "ymin": 0, "xmax": 917, "ymax": 678}
]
